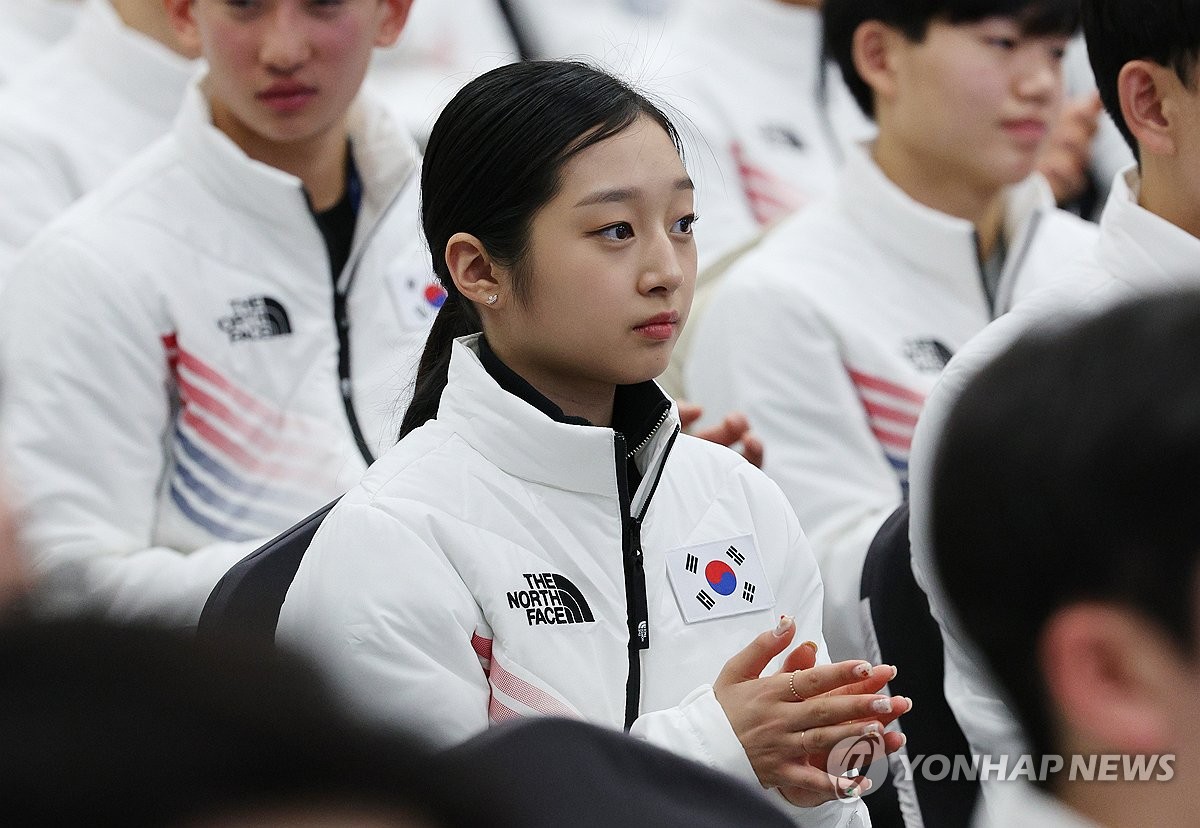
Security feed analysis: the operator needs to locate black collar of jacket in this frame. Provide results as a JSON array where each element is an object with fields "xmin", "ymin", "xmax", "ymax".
[{"xmin": 478, "ymin": 336, "xmax": 670, "ymax": 453}]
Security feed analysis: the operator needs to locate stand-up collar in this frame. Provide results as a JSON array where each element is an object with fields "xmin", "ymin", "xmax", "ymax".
[
  {"xmin": 1097, "ymin": 165, "xmax": 1200, "ymax": 293},
  {"xmin": 838, "ymin": 143, "xmax": 1053, "ymax": 309},
  {"xmin": 439, "ymin": 336, "xmax": 678, "ymax": 499},
  {"xmin": 172, "ymin": 77, "xmax": 419, "ymax": 237},
  {"xmin": 69, "ymin": 0, "xmax": 195, "ymax": 121}
]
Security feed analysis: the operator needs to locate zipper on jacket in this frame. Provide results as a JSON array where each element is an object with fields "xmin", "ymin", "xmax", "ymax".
[
  {"xmin": 972, "ymin": 231, "xmax": 997, "ymax": 318},
  {"xmin": 615, "ymin": 424, "xmax": 680, "ymax": 731},
  {"xmin": 992, "ymin": 210, "xmax": 1043, "ymax": 316},
  {"xmin": 333, "ymin": 288, "xmax": 374, "ymax": 466},
  {"xmin": 615, "ymin": 432, "xmax": 649, "ymax": 732},
  {"xmin": 322, "ymin": 166, "xmax": 416, "ymax": 469},
  {"xmin": 815, "ymin": 55, "xmax": 846, "ymax": 167}
]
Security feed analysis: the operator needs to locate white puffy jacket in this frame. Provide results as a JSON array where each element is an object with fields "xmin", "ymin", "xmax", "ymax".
[
  {"xmin": 279, "ymin": 335, "xmax": 870, "ymax": 828},
  {"xmin": 686, "ymin": 145, "xmax": 1097, "ymax": 662},
  {"xmin": 0, "ymin": 80, "xmax": 436, "ymax": 626},
  {"xmin": 908, "ymin": 166, "xmax": 1200, "ymax": 815},
  {"xmin": 0, "ymin": 0, "xmax": 194, "ymax": 273}
]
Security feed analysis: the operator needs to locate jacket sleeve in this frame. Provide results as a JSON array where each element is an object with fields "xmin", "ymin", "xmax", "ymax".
[
  {"xmin": 277, "ymin": 495, "xmax": 492, "ymax": 746},
  {"xmin": 631, "ymin": 469, "xmax": 872, "ymax": 827},
  {"xmin": 907, "ymin": 311, "xmax": 1034, "ymax": 804},
  {"xmin": 685, "ymin": 261, "xmax": 900, "ymax": 662},
  {"xmin": 0, "ymin": 236, "xmax": 258, "ymax": 626}
]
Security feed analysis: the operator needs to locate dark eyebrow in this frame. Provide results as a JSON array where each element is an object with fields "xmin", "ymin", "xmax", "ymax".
[{"xmin": 573, "ymin": 177, "xmax": 695, "ymax": 208}]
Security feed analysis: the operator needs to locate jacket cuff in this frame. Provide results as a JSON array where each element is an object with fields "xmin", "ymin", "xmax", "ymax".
[{"xmin": 630, "ymin": 683, "xmax": 761, "ymax": 786}]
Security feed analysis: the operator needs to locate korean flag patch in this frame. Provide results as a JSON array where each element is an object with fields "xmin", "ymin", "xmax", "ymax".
[{"xmin": 666, "ymin": 535, "xmax": 776, "ymax": 623}]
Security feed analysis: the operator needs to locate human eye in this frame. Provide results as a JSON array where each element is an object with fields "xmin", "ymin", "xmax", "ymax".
[
  {"xmin": 596, "ymin": 222, "xmax": 635, "ymax": 241},
  {"xmin": 1046, "ymin": 39, "xmax": 1069, "ymax": 62},
  {"xmin": 672, "ymin": 214, "xmax": 698, "ymax": 235},
  {"xmin": 976, "ymin": 19, "xmax": 1022, "ymax": 51},
  {"xmin": 223, "ymin": 0, "xmax": 260, "ymax": 15},
  {"xmin": 307, "ymin": 0, "xmax": 345, "ymax": 15}
]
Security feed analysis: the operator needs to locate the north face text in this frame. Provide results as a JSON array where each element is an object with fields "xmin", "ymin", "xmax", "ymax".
[
  {"xmin": 507, "ymin": 573, "xmax": 595, "ymax": 626},
  {"xmin": 218, "ymin": 296, "xmax": 293, "ymax": 342}
]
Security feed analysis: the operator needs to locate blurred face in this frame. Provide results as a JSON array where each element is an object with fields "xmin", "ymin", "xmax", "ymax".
[
  {"xmin": 885, "ymin": 17, "xmax": 1068, "ymax": 194},
  {"xmin": 490, "ymin": 115, "xmax": 697, "ymax": 404},
  {"xmin": 176, "ymin": 0, "xmax": 408, "ymax": 157}
]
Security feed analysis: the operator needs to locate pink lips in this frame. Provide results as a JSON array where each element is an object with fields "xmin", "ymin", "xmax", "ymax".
[
  {"xmin": 258, "ymin": 82, "xmax": 317, "ymax": 114},
  {"xmin": 634, "ymin": 311, "xmax": 680, "ymax": 342},
  {"xmin": 1002, "ymin": 118, "xmax": 1048, "ymax": 146}
]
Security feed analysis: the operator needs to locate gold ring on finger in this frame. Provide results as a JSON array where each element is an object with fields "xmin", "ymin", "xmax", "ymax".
[{"xmin": 789, "ymin": 669, "xmax": 804, "ymax": 701}]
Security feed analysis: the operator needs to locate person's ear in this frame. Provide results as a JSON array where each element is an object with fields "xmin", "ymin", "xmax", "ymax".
[
  {"xmin": 852, "ymin": 21, "xmax": 903, "ymax": 110},
  {"xmin": 445, "ymin": 233, "xmax": 504, "ymax": 311},
  {"xmin": 1040, "ymin": 604, "xmax": 1178, "ymax": 754},
  {"xmin": 162, "ymin": 0, "xmax": 202, "ymax": 56},
  {"xmin": 374, "ymin": 0, "xmax": 413, "ymax": 48},
  {"xmin": 1119, "ymin": 60, "xmax": 1178, "ymax": 157}
]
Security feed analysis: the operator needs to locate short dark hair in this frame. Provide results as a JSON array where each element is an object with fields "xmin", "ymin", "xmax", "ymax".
[
  {"xmin": 400, "ymin": 60, "xmax": 681, "ymax": 439},
  {"xmin": 1081, "ymin": 0, "xmax": 1200, "ymax": 159},
  {"xmin": 932, "ymin": 291, "xmax": 1200, "ymax": 763},
  {"xmin": 0, "ymin": 619, "xmax": 478, "ymax": 826},
  {"xmin": 824, "ymin": 0, "xmax": 1081, "ymax": 118}
]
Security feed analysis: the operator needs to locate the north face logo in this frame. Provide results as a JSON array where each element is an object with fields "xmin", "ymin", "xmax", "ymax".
[
  {"xmin": 218, "ymin": 296, "xmax": 292, "ymax": 342},
  {"xmin": 762, "ymin": 123, "xmax": 806, "ymax": 150},
  {"xmin": 506, "ymin": 573, "xmax": 595, "ymax": 626},
  {"xmin": 904, "ymin": 338, "xmax": 954, "ymax": 373}
]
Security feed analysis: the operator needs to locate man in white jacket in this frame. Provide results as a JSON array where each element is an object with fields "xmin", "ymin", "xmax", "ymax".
[
  {"xmin": 686, "ymin": 0, "xmax": 1094, "ymax": 663},
  {"xmin": 909, "ymin": 0, "xmax": 1200, "ymax": 816},
  {"xmin": 0, "ymin": 0, "xmax": 198, "ymax": 274},
  {"xmin": 930, "ymin": 293, "xmax": 1200, "ymax": 828},
  {"xmin": 0, "ymin": 0, "xmax": 433, "ymax": 627}
]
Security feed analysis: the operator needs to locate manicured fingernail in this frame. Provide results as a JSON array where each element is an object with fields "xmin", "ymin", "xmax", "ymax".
[
  {"xmin": 905, "ymin": 696, "xmax": 915, "ymax": 711},
  {"xmin": 853, "ymin": 661, "xmax": 872, "ymax": 678},
  {"xmin": 801, "ymin": 639, "xmax": 818, "ymax": 651},
  {"xmin": 871, "ymin": 698, "xmax": 893, "ymax": 714},
  {"xmin": 840, "ymin": 777, "xmax": 871, "ymax": 797},
  {"xmin": 899, "ymin": 733, "xmax": 908, "ymax": 747},
  {"xmin": 773, "ymin": 615, "xmax": 794, "ymax": 637},
  {"xmin": 888, "ymin": 665, "xmax": 899, "ymax": 680},
  {"xmin": 861, "ymin": 722, "xmax": 880, "ymax": 735}
]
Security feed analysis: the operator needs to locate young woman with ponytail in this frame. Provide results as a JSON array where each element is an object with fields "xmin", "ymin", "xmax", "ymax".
[{"xmin": 279, "ymin": 60, "xmax": 908, "ymax": 821}]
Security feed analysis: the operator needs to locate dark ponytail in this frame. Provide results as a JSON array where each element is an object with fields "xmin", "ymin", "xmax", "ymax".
[
  {"xmin": 398, "ymin": 61, "xmax": 681, "ymax": 440},
  {"xmin": 397, "ymin": 292, "xmax": 480, "ymax": 438}
]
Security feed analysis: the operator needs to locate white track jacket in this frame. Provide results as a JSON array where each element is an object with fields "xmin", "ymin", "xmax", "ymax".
[
  {"xmin": 279, "ymin": 335, "xmax": 870, "ymax": 828},
  {"xmin": 0, "ymin": 0, "xmax": 194, "ymax": 273},
  {"xmin": 686, "ymin": 146, "xmax": 1097, "ymax": 661},
  {"xmin": 0, "ymin": 81, "xmax": 436, "ymax": 626},
  {"xmin": 908, "ymin": 166, "xmax": 1200, "ymax": 814}
]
